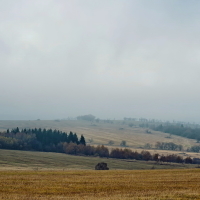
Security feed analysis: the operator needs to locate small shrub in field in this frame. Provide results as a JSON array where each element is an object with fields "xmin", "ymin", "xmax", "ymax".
[
  {"xmin": 95, "ymin": 162, "xmax": 109, "ymax": 170},
  {"xmin": 120, "ymin": 140, "xmax": 127, "ymax": 147}
]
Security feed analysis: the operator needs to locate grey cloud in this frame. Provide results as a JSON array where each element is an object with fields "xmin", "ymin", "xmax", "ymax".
[{"xmin": 1, "ymin": 0, "xmax": 200, "ymax": 121}]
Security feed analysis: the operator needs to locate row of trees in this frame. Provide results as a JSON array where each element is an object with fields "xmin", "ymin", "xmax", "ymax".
[
  {"xmin": 155, "ymin": 142, "xmax": 183, "ymax": 151},
  {"xmin": 63, "ymin": 143, "xmax": 109, "ymax": 157},
  {"xmin": 151, "ymin": 124, "xmax": 200, "ymax": 142},
  {"xmin": 124, "ymin": 117, "xmax": 200, "ymax": 126},
  {"xmin": 61, "ymin": 143, "xmax": 198, "ymax": 164},
  {"xmin": 0, "ymin": 128, "xmax": 86, "ymax": 152},
  {"xmin": 187, "ymin": 145, "xmax": 200, "ymax": 152}
]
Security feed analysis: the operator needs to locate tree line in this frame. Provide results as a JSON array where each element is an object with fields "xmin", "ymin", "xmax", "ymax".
[
  {"xmin": 154, "ymin": 142, "xmax": 200, "ymax": 153},
  {"xmin": 62, "ymin": 143, "xmax": 198, "ymax": 164},
  {"xmin": 0, "ymin": 127, "xmax": 199, "ymax": 164},
  {"xmin": 150, "ymin": 124, "xmax": 200, "ymax": 142},
  {"xmin": 154, "ymin": 142, "xmax": 183, "ymax": 151},
  {"xmin": 187, "ymin": 145, "xmax": 200, "ymax": 153},
  {"xmin": 0, "ymin": 127, "xmax": 86, "ymax": 152}
]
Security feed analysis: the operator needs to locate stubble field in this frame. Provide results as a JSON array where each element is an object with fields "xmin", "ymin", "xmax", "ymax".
[
  {"xmin": 0, "ymin": 120, "xmax": 200, "ymax": 199},
  {"xmin": 0, "ymin": 169, "xmax": 200, "ymax": 200}
]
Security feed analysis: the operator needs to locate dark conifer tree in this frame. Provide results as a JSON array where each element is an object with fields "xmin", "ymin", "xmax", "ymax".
[
  {"xmin": 80, "ymin": 135, "xmax": 86, "ymax": 146},
  {"xmin": 73, "ymin": 133, "xmax": 79, "ymax": 144},
  {"xmin": 16, "ymin": 127, "xmax": 19, "ymax": 133},
  {"xmin": 68, "ymin": 131, "xmax": 74, "ymax": 143}
]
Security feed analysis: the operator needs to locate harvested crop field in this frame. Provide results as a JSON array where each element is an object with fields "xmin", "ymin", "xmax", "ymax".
[{"xmin": 0, "ymin": 169, "xmax": 200, "ymax": 199}]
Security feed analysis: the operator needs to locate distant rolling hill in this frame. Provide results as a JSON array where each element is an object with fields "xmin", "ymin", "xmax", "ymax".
[{"xmin": 0, "ymin": 120, "xmax": 197, "ymax": 150}]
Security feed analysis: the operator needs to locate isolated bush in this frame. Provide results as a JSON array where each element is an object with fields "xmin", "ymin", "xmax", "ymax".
[
  {"xmin": 120, "ymin": 140, "xmax": 127, "ymax": 147},
  {"xmin": 144, "ymin": 143, "xmax": 152, "ymax": 149},
  {"xmin": 146, "ymin": 129, "xmax": 151, "ymax": 134},
  {"xmin": 88, "ymin": 138, "xmax": 93, "ymax": 143},
  {"xmin": 108, "ymin": 140, "xmax": 114, "ymax": 145},
  {"xmin": 128, "ymin": 123, "xmax": 134, "ymax": 127},
  {"xmin": 95, "ymin": 162, "xmax": 109, "ymax": 170}
]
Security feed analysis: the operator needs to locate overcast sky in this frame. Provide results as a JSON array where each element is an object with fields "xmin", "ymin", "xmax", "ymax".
[{"xmin": 1, "ymin": 0, "xmax": 200, "ymax": 122}]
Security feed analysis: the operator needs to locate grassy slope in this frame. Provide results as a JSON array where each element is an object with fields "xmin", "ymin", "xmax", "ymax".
[
  {"xmin": 0, "ymin": 120, "xmax": 199, "ymax": 159},
  {"xmin": 0, "ymin": 169, "xmax": 200, "ymax": 199},
  {"xmin": 0, "ymin": 120, "xmax": 197, "ymax": 149},
  {"xmin": 0, "ymin": 149, "xmax": 197, "ymax": 171}
]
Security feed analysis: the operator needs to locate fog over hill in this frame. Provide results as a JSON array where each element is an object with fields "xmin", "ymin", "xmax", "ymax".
[{"xmin": 1, "ymin": 0, "xmax": 200, "ymax": 122}]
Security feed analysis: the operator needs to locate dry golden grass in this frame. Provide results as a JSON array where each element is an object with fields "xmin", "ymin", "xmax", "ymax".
[{"xmin": 0, "ymin": 169, "xmax": 200, "ymax": 199}]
